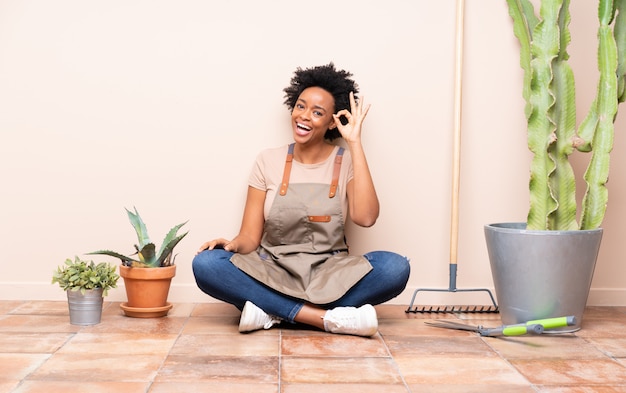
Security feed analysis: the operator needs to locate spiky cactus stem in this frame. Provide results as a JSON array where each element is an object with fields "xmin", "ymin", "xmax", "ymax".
[{"xmin": 507, "ymin": 0, "xmax": 626, "ymax": 230}]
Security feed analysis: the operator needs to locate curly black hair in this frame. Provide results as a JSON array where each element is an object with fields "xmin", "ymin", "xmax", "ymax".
[{"xmin": 283, "ymin": 63, "xmax": 359, "ymax": 141}]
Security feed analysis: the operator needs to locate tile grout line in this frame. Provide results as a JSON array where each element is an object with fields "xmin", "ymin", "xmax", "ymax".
[
  {"xmin": 7, "ymin": 300, "xmax": 78, "ymax": 391},
  {"xmin": 277, "ymin": 328, "xmax": 282, "ymax": 393},
  {"xmin": 378, "ymin": 331, "xmax": 413, "ymax": 392},
  {"xmin": 479, "ymin": 335, "xmax": 539, "ymax": 391},
  {"xmin": 146, "ymin": 302, "xmax": 197, "ymax": 392}
]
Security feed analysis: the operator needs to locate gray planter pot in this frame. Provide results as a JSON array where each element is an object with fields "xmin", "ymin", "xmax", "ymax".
[
  {"xmin": 484, "ymin": 223, "xmax": 602, "ymax": 332},
  {"xmin": 67, "ymin": 288, "xmax": 104, "ymax": 325}
]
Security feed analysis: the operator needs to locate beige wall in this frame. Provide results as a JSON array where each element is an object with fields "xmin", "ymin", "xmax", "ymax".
[{"xmin": 1, "ymin": 0, "xmax": 624, "ymax": 305}]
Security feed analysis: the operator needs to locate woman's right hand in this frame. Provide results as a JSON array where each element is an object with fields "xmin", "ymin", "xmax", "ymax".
[{"xmin": 196, "ymin": 238, "xmax": 231, "ymax": 254}]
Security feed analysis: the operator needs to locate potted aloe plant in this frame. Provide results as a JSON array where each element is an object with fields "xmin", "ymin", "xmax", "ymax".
[
  {"xmin": 485, "ymin": 0, "xmax": 626, "ymax": 331},
  {"xmin": 52, "ymin": 256, "xmax": 119, "ymax": 325},
  {"xmin": 88, "ymin": 207, "xmax": 188, "ymax": 318}
]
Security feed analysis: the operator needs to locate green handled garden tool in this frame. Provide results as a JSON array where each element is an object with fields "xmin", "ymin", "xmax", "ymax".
[{"xmin": 425, "ymin": 316, "xmax": 576, "ymax": 337}]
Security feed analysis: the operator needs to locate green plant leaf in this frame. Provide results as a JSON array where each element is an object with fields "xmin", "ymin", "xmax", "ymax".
[
  {"xmin": 52, "ymin": 256, "xmax": 119, "ymax": 295},
  {"xmin": 156, "ymin": 221, "xmax": 188, "ymax": 264},
  {"xmin": 138, "ymin": 243, "xmax": 157, "ymax": 267},
  {"xmin": 156, "ymin": 231, "xmax": 188, "ymax": 267},
  {"xmin": 87, "ymin": 250, "xmax": 137, "ymax": 265},
  {"xmin": 126, "ymin": 207, "xmax": 151, "ymax": 248}
]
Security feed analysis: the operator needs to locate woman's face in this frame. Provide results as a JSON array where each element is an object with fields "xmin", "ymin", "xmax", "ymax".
[{"xmin": 291, "ymin": 86, "xmax": 336, "ymax": 145}]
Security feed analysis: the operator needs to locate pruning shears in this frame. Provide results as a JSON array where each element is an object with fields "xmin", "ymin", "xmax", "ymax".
[{"xmin": 424, "ymin": 316, "xmax": 576, "ymax": 337}]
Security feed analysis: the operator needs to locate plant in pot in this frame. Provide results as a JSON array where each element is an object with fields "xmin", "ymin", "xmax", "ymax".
[
  {"xmin": 52, "ymin": 256, "xmax": 119, "ymax": 325},
  {"xmin": 88, "ymin": 207, "xmax": 188, "ymax": 318},
  {"xmin": 486, "ymin": 0, "xmax": 626, "ymax": 331}
]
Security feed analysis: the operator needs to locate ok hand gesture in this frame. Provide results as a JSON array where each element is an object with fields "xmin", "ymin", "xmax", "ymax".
[{"xmin": 333, "ymin": 91, "xmax": 371, "ymax": 144}]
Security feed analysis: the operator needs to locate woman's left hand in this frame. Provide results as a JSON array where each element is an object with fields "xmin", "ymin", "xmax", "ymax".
[{"xmin": 333, "ymin": 91, "xmax": 371, "ymax": 144}]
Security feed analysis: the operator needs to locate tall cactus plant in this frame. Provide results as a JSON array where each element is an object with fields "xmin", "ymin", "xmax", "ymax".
[{"xmin": 507, "ymin": 0, "xmax": 626, "ymax": 230}]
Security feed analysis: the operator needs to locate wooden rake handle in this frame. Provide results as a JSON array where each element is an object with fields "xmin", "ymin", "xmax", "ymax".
[{"xmin": 450, "ymin": 0, "xmax": 465, "ymax": 266}]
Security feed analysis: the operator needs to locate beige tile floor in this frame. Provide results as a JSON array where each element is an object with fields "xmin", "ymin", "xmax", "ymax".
[{"xmin": 1, "ymin": 301, "xmax": 626, "ymax": 392}]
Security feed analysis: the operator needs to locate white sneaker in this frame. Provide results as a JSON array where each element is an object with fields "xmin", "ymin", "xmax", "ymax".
[
  {"xmin": 239, "ymin": 301, "xmax": 282, "ymax": 333},
  {"xmin": 323, "ymin": 304, "xmax": 378, "ymax": 337}
]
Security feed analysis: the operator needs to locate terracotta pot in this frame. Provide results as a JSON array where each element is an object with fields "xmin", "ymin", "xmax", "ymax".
[{"xmin": 119, "ymin": 264, "xmax": 176, "ymax": 318}]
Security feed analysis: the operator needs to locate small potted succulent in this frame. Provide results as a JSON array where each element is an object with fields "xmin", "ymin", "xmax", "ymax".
[
  {"xmin": 88, "ymin": 207, "xmax": 188, "ymax": 318},
  {"xmin": 52, "ymin": 256, "xmax": 119, "ymax": 325}
]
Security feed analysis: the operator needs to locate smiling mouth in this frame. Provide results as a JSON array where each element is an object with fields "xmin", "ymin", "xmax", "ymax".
[{"xmin": 296, "ymin": 123, "xmax": 312, "ymax": 135}]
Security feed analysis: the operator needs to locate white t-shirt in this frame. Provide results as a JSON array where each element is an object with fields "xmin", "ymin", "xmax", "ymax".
[{"xmin": 248, "ymin": 144, "xmax": 354, "ymax": 222}]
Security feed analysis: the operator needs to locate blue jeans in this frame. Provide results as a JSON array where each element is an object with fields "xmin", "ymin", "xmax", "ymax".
[{"xmin": 192, "ymin": 250, "xmax": 410, "ymax": 323}]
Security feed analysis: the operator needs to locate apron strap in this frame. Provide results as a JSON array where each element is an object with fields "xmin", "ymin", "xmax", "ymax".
[
  {"xmin": 329, "ymin": 147, "xmax": 344, "ymax": 198},
  {"xmin": 279, "ymin": 143, "xmax": 295, "ymax": 196},
  {"xmin": 279, "ymin": 144, "xmax": 344, "ymax": 198}
]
